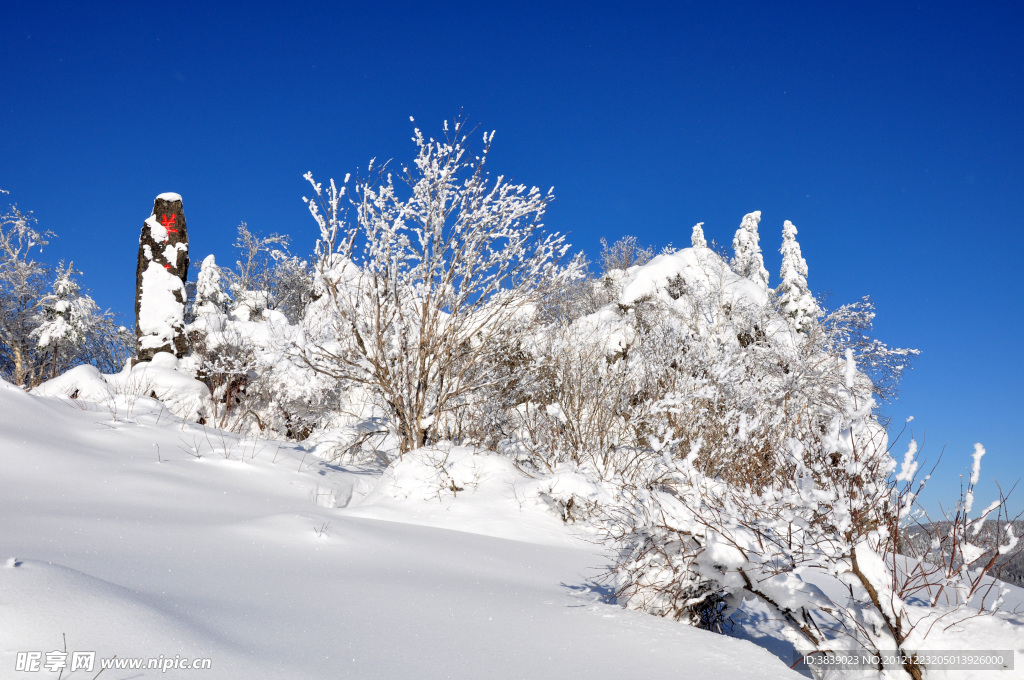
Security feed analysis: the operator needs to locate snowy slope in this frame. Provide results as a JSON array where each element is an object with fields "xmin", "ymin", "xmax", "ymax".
[{"xmin": 0, "ymin": 381, "xmax": 801, "ymax": 679}]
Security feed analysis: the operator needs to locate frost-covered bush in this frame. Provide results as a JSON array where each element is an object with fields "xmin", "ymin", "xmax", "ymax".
[
  {"xmin": 299, "ymin": 118, "xmax": 584, "ymax": 454},
  {"xmin": 181, "ymin": 248, "xmax": 336, "ymax": 439},
  {"xmin": 507, "ymin": 240, "xmax": 893, "ymax": 493},
  {"xmin": 599, "ymin": 235, "xmax": 654, "ymax": 275},
  {"xmin": 510, "ymin": 318, "xmax": 648, "ymax": 478},
  {"xmin": 610, "ymin": 393, "xmax": 1018, "ymax": 680},
  {"xmin": 221, "ymin": 223, "xmax": 314, "ymax": 325}
]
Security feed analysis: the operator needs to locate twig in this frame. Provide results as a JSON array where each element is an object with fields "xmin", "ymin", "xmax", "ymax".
[{"xmin": 92, "ymin": 655, "xmax": 115, "ymax": 679}]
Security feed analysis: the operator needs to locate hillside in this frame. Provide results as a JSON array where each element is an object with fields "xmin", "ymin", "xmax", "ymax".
[
  {"xmin": 0, "ymin": 379, "xmax": 802, "ymax": 679},
  {"xmin": 4, "ymin": 191, "xmax": 1022, "ymax": 679}
]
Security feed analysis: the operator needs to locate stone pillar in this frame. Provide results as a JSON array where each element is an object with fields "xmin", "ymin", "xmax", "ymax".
[{"xmin": 135, "ymin": 192, "xmax": 190, "ymax": 362}]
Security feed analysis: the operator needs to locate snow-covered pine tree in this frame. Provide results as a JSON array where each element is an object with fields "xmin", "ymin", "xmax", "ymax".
[
  {"xmin": 34, "ymin": 261, "xmax": 95, "ymax": 378},
  {"xmin": 37, "ymin": 261, "xmax": 132, "ymax": 379},
  {"xmin": 193, "ymin": 255, "xmax": 231, "ymax": 319},
  {"xmin": 690, "ymin": 222, "xmax": 707, "ymax": 249},
  {"xmin": 776, "ymin": 220, "xmax": 819, "ymax": 333},
  {"xmin": 730, "ymin": 211, "xmax": 769, "ymax": 290}
]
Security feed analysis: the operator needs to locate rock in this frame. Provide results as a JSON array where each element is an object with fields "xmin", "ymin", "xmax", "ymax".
[{"xmin": 134, "ymin": 193, "xmax": 190, "ymax": 362}]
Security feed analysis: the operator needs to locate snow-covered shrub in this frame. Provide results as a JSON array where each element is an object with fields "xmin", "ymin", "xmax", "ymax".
[
  {"xmin": 599, "ymin": 235, "xmax": 654, "ymax": 275},
  {"xmin": 221, "ymin": 223, "xmax": 314, "ymax": 325},
  {"xmin": 610, "ymin": 485, "xmax": 731, "ymax": 630},
  {"xmin": 299, "ymin": 118, "xmax": 584, "ymax": 454},
  {"xmin": 895, "ymin": 443, "xmax": 1022, "ymax": 609},
  {"xmin": 818, "ymin": 296, "xmax": 919, "ymax": 402},
  {"xmin": 509, "ymin": 241, "xmax": 874, "ymax": 493},
  {"xmin": 610, "ymin": 355, "xmax": 1017, "ymax": 680},
  {"xmin": 511, "ymin": 321, "xmax": 652, "ymax": 479},
  {"xmin": 179, "ymin": 234, "xmax": 335, "ymax": 438},
  {"xmin": 183, "ymin": 301, "xmax": 336, "ymax": 438}
]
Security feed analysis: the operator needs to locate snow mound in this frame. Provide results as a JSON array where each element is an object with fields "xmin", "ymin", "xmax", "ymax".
[
  {"xmin": 30, "ymin": 364, "xmax": 113, "ymax": 402},
  {"xmin": 2, "ymin": 382, "xmax": 806, "ymax": 679},
  {"xmin": 0, "ymin": 559, "xmax": 235, "ymax": 672},
  {"xmin": 345, "ymin": 446, "xmax": 595, "ymax": 547},
  {"xmin": 619, "ymin": 247, "xmax": 769, "ymax": 309},
  {"xmin": 32, "ymin": 353, "xmax": 211, "ymax": 422}
]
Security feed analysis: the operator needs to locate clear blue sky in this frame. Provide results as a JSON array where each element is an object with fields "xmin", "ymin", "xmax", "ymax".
[{"xmin": 3, "ymin": 1, "xmax": 1022, "ymax": 514}]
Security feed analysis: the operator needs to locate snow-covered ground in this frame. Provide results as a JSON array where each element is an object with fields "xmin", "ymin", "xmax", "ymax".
[{"xmin": 0, "ymin": 380, "xmax": 803, "ymax": 679}]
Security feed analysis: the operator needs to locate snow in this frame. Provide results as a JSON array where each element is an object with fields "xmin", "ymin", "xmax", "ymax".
[
  {"xmin": 144, "ymin": 214, "xmax": 167, "ymax": 243},
  {"xmin": 31, "ymin": 354, "xmax": 210, "ymax": 422},
  {"xmin": 618, "ymin": 246, "xmax": 770, "ymax": 309},
  {"xmin": 691, "ymin": 221, "xmax": 707, "ymax": 248},
  {"xmin": 0, "ymin": 381, "xmax": 804, "ymax": 679},
  {"xmin": 8, "ymin": 222, "xmax": 1023, "ymax": 678},
  {"xmin": 138, "ymin": 261, "xmax": 186, "ymax": 349},
  {"xmin": 30, "ymin": 364, "xmax": 112, "ymax": 402},
  {"xmin": 162, "ymin": 242, "xmax": 186, "ymax": 265},
  {"xmin": 155, "ymin": 192, "xmax": 182, "ymax": 202}
]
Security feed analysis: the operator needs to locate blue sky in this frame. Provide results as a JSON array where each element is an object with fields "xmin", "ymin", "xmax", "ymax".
[{"xmin": 2, "ymin": 1, "xmax": 1022, "ymax": 514}]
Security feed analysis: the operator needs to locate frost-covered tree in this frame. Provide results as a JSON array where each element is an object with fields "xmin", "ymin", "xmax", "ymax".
[
  {"xmin": 690, "ymin": 222, "xmax": 707, "ymax": 249},
  {"xmin": 599, "ymin": 235, "xmax": 653, "ymax": 274},
  {"xmin": 193, "ymin": 255, "xmax": 231, "ymax": 320},
  {"xmin": 302, "ymin": 118, "xmax": 584, "ymax": 453},
  {"xmin": 34, "ymin": 261, "xmax": 102, "ymax": 379},
  {"xmin": 0, "ymin": 196, "xmax": 52, "ymax": 386},
  {"xmin": 730, "ymin": 211, "xmax": 769, "ymax": 291},
  {"xmin": 1, "ymin": 194, "xmax": 131, "ymax": 386},
  {"xmin": 775, "ymin": 220, "xmax": 819, "ymax": 333},
  {"xmin": 221, "ymin": 224, "xmax": 313, "ymax": 324}
]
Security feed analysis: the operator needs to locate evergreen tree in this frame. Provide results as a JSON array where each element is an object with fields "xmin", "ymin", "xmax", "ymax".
[
  {"xmin": 34, "ymin": 261, "xmax": 130, "ymax": 379},
  {"xmin": 34, "ymin": 261, "xmax": 90, "ymax": 353},
  {"xmin": 776, "ymin": 220, "xmax": 819, "ymax": 333},
  {"xmin": 690, "ymin": 222, "xmax": 707, "ymax": 249},
  {"xmin": 193, "ymin": 255, "xmax": 231, "ymax": 319},
  {"xmin": 730, "ymin": 211, "xmax": 769, "ymax": 290}
]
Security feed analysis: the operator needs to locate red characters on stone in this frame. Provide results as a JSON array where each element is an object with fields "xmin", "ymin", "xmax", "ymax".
[{"xmin": 158, "ymin": 214, "xmax": 179, "ymax": 243}]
